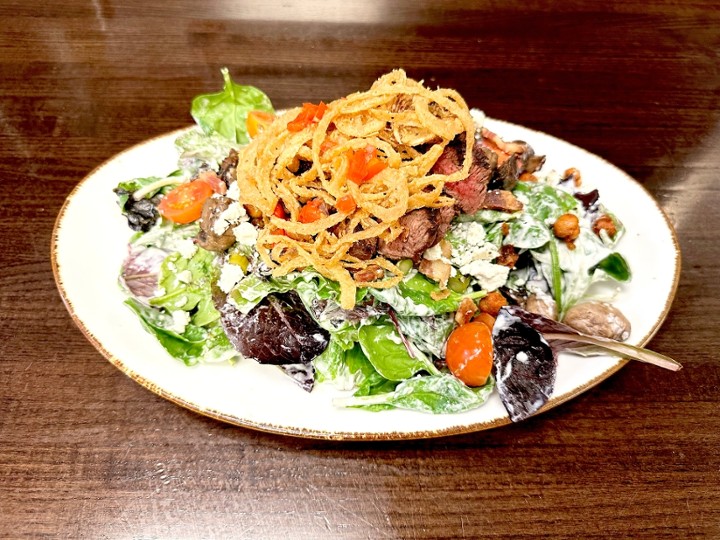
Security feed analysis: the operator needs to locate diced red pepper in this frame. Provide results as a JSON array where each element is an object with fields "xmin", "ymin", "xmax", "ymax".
[
  {"xmin": 273, "ymin": 202, "xmax": 287, "ymax": 219},
  {"xmin": 346, "ymin": 145, "xmax": 387, "ymax": 184},
  {"xmin": 287, "ymin": 102, "xmax": 327, "ymax": 132},
  {"xmin": 335, "ymin": 194, "xmax": 356, "ymax": 214},
  {"xmin": 298, "ymin": 198, "xmax": 327, "ymax": 223}
]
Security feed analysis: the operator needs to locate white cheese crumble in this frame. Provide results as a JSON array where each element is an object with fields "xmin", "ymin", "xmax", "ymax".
[
  {"xmin": 218, "ymin": 262, "xmax": 245, "ymax": 294},
  {"xmin": 449, "ymin": 222, "xmax": 499, "ymax": 267},
  {"xmin": 175, "ymin": 238, "xmax": 198, "ymax": 259},
  {"xmin": 168, "ymin": 310, "xmax": 191, "ymax": 334},
  {"xmin": 470, "ymin": 108, "xmax": 486, "ymax": 129},
  {"xmin": 458, "ymin": 260, "xmax": 509, "ymax": 292},
  {"xmin": 233, "ymin": 221, "xmax": 259, "ymax": 246},
  {"xmin": 212, "ymin": 202, "xmax": 247, "ymax": 235},
  {"xmin": 227, "ymin": 180, "xmax": 241, "ymax": 201}
]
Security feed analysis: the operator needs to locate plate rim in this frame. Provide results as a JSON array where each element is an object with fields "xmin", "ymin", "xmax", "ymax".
[{"xmin": 51, "ymin": 122, "xmax": 682, "ymax": 441}]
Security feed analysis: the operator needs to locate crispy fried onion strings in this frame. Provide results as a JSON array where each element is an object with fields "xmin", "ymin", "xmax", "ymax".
[{"xmin": 236, "ymin": 69, "xmax": 475, "ymax": 309}]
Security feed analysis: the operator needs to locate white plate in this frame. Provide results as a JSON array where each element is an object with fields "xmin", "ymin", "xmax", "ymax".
[{"xmin": 52, "ymin": 119, "xmax": 680, "ymax": 440}]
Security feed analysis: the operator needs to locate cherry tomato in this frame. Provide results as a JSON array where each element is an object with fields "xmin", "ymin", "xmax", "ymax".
[
  {"xmin": 335, "ymin": 194, "xmax": 356, "ymax": 214},
  {"xmin": 298, "ymin": 198, "xmax": 326, "ymax": 223},
  {"xmin": 157, "ymin": 180, "xmax": 213, "ymax": 224},
  {"xmin": 246, "ymin": 110, "xmax": 276, "ymax": 138},
  {"xmin": 196, "ymin": 170, "xmax": 226, "ymax": 194},
  {"xmin": 445, "ymin": 322, "xmax": 493, "ymax": 387}
]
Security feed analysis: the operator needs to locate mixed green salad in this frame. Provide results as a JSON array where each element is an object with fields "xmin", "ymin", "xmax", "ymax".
[{"xmin": 115, "ymin": 70, "xmax": 644, "ymax": 422}]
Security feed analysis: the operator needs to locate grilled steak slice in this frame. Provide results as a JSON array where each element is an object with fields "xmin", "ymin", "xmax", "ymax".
[
  {"xmin": 333, "ymin": 221, "xmax": 378, "ymax": 261},
  {"xmin": 432, "ymin": 135, "xmax": 496, "ymax": 214},
  {"xmin": 378, "ymin": 205, "xmax": 456, "ymax": 262},
  {"xmin": 196, "ymin": 196, "xmax": 236, "ymax": 252},
  {"xmin": 480, "ymin": 189, "xmax": 524, "ymax": 213},
  {"xmin": 218, "ymin": 149, "xmax": 239, "ymax": 186}
]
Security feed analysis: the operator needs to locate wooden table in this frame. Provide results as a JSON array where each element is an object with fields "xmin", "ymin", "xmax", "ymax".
[{"xmin": 2, "ymin": 1, "xmax": 719, "ymax": 537}]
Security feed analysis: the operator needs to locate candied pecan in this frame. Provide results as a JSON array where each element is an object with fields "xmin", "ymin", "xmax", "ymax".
[
  {"xmin": 478, "ymin": 290, "xmax": 508, "ymax": 317},
  {"xmin": 496, "ymin": 244, "xmax": 520, "ymax": 268},
  {"xmin": 592, "ymin": 215, "xmax": 618, "ymax": 238},
  {"xmin": 454, "ymin": 297, "xmax": 478, "ymax": 326},
  {"xmin": 352, "ymin": 264, "xmax": 385, "ymax": 283}
]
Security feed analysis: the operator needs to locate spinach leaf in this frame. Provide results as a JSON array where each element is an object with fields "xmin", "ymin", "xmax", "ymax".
[
  {"xmin": 313, "ymin": 338, "xmax": 354, "ymax": 386},
  {"xmin": 514, "ymin": 182, "xmax": 578, "ymax": 221},
  {"xmin": 369, "ymin": 272, "xmax": 482, "ymax": 316},
  {"xmin": 456, "ymin": 209, "xmax": 520, "ymax": 223},
  {"xmin": 505, "ymin": 213, "xmax": 552, "ymax": 249},
  {"xmin": 594, "ymin": 252, "xmax": 631, "ymax": 282},
  {"xmin": 344, "ymin": 344, "xmax": 396, "ymax": 398},
  {"xmin": 396, "ymin": 314, "xmax": 454, "ymax": 359},
  {"xmin": 336, "ymin": 374, "xmax": 495, "ymax": 414},
  {"xmin": 191, "ymin": 68, "xmax": 274, "ymax": 145},
  {"xmin": 357, "ymin": 321, "xmax": 439, "ymax": 381}
]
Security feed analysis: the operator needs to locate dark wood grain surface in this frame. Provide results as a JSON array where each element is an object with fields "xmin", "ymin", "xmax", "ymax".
[{"xmin": 1, "ymin": 0, "xmax": 719, "ymax": 537}]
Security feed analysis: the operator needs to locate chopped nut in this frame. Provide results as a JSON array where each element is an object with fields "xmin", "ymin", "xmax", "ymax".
[
  {"xmin": 519, "ymin": 172, "xmax": 537, "ymax": 182},
  {"xmin": 454, "ymin": 297, "xmax": 478, "ymax": 325},
  {"xmin": 473, "ymin": 312, "xmax": 496, "ymax": 331},
  {"xmin": 501, "ymin": 222, "xmax": 510, "ymax": 236},
  {"xmin": 592, "ymin": 214, "xmax": 618, "ymax": 238},
  {"xmin": 244, "ymin": 204, "xmax": 263, "ymax": 219},
  {"xmin": 352, "ymin": 264, "xmax": 385, "ymax": 283},
  {"xmin": 496, "ymin": 244, "xmax": 520, "ymax": 268},
  {"xmin": 430, "ymin": 289, "xmax": 452, "ymax": 301},
  {"xmin": 419, "ymin": 258, "xmax": 452, "ymax": 288},
  {"xmin": 564, "ymin": 167, "xmax": 582, "ymax": 187},
  {"xmin": 478, "ymin": 290, "xmax": 508, "ymax": 317}
]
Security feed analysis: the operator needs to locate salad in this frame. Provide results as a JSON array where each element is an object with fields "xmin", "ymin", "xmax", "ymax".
[{"xmin": 115, "ymin": 69, "xmax": 678, "ymax": 423}]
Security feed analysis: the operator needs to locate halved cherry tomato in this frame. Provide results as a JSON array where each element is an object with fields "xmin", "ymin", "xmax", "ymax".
[
  {"xmin": 346, "ymin": 145, "xmax": 387, "ymax": 184},
  {"xmin": 196, "ymin": 170, "xmax": 226, "ymax": 194},
  {"xmin": 246, "ymin": 110, "xmax": 276, "ymax": 138},
  {"xmin": 298, "ymin": 198, "xmax": 327, "ymax": 223},
  {"xmin": 158, "ymin": 180, "xmax": 214, "ymax": 224},
  {"xmin": 287, "ymin": 102, "xmax": 327, "ymax": 132},
  {"xmin": 335, "ymin": 194, "xmax": 356, "ymax": 214},
  {"xmin": 445, "ymin": 322, "xmax": 493, "ymax": 387}
]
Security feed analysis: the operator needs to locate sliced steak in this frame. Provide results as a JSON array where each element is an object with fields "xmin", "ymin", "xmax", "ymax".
[
  {"xmin": 333, "ymin": 221, "xmax": 378, "ymax": 261},
  {"xmin": 196, "ymin": 196, "xmax": 236, "ymax": 252},
  {"xmin": 436, "ymin": 204, "xmax": 457, "ymax": 240},
  {"xmin": 218, "ymin": 149, "xmax": 239, "ymax": 186},
  {"xmin": 480, "ymin": 189, "xmax": 524, "ymax": 213},
  {"xmin": 378, "ymin": 206, "xmax": 455, "ymax": 262},
  {"xmin": 432, "ymin": 135, "xmax": 496, "ymax": 214}
]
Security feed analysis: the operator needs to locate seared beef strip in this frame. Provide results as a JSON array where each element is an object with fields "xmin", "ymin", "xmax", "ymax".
[
  {"xmin": 480, "ymin": 189, "xmax": 524, "ymax": 213},
  {"xmin": 333, "ymin": 221, "xmax": 378, "ymax": 261},
  {"xmin": 432, "ymin": 134, "xmax": 496, "ymax": 214},
  {"xmin": 378, "ymin": 205, "xmax": 455, "ymax": 262},
  {"xmin": 196, "ymin": 196, "xmax": 236, "ymax": 252},
  {"xmin": 218, "ymin": 149, "xmax": 238, "ymax": 186}
]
